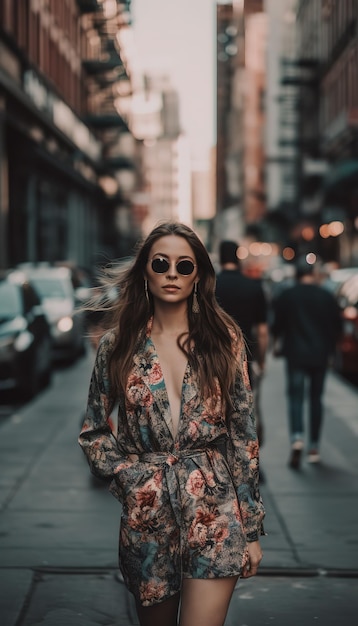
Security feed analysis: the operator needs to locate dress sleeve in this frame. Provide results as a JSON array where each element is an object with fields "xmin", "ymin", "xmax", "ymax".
[
  {"xmin": 78, "ymin": 331, "xmax": 132, "ymax": 499},
  {"xmin": 226, "ymin": 335, "xmax": 265, "ymax": 541}
]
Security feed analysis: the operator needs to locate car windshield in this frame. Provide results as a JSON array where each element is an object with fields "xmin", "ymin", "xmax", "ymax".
[
  {"xmin": 30, "ymin": 277, "xmax": 69, "ymax": 299},
  {"xmin": 0, "ymin": 283, "xmax": 21, "ymax": 319}
]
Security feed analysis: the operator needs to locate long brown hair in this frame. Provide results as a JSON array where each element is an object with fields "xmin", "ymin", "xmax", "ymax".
[{"xmin": 104, "ymin": 222, "xmax": 243, "ymax": 409}]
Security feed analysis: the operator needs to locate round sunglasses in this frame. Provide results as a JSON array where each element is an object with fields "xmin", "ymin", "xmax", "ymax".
[{"xmin": 151, "ymin": 257, "xmax": 196, "ymax": 276}]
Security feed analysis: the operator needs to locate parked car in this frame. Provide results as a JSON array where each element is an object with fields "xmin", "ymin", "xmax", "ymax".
[
  {"xmin": 53, "ymin": 261, "xmax": 94, "ymax": 303},
  {"xmin": 0, "ymin": 271, "xmax": 52, "ymax": 398},
  {"xmin": 18, "ymin": 264, "xmax": 86, "ymax": 362},
  {"xmin": 333, "ymin": 271, "xmax": 358, "ymax": 379}
]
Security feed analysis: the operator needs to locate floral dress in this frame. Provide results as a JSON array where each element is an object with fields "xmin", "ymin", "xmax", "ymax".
[{"xmin": 79, "ymin": 322, "xmax": 265, "ymax": 607}]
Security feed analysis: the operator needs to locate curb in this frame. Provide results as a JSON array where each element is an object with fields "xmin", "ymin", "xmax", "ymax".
[
  {"xmin": 3, "ymin": 564, "xmax": 357, "ymax": 578},
  {"xmin": 258, "ymin": 567, "xmax": 358, "ymax": 578}
]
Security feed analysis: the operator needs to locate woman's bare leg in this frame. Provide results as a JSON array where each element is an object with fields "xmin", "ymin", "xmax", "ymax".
[
  {"xmin": 179, "ymin": 577, "xmax": 239, "ymax": 626},
  {"xmin": 135, "ymin": 592, "xmax": 180, "ymax": 626}
]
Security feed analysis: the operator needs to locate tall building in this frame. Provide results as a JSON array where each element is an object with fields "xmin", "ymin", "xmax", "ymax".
[
  {"xmin": 264, "ymin": 0, "xmax": 310, "ymax": 249},
  {"xmin": 216, "ymin": 1, "xmax": 235, "ymax": 219},
  {"xmin": 0, "ymin": 0, "xmax": 140, "ymax": 269},
  {"xmin": 314, "ymin": 0, "xmax": 358, "ymax": 264},
  {"xmin": 215, "ymin": 0, "xmax": 266, "ymax": 246},
  {"xmin": 283, "ymin": 0, "xmax": 358, "ymax": 264},
  {"xmin": 242, "ymin": 5, "xmax": 267, "ymax": 226},
  {"xmin": 130, "ymin": 73, "xmax": 192, "ymax": 233}
]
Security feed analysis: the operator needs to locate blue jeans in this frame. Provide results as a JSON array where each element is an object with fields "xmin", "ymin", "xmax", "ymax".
[{"xmin": 286, "ymin": 363, "xmax": 327, "ymax": 447}]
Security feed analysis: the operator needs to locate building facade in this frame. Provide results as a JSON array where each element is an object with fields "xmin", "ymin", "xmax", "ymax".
[
  {"xmin": 296, "ymin": 0, "xmax": 358, "ymax": 264},
  {"xmin": 0, "ymin": 0, "xmax": 140, "ymax": 271},
  {"xmin": 214, "ymin": 0, "xmax": 267, "ymax": 253},
  {"xmin": 130, "ymin": 72, "xmax": 191, "ymax": 235}
]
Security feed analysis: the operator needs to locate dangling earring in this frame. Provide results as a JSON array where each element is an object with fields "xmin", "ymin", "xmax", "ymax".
[
  {"xmin": 144, "ymin": 279, "xmax": 149, "ymax": 303},
  {"xmin": 192, "ymin": 282, "xmax": 199, "ymax": 314}
]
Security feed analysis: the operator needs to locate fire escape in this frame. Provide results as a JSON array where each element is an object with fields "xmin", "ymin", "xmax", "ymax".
[
  {"xmin": 76, "ymin": 0, "xmax": 140, "ymax": 254},
  {"xmin": 76, "ymin": 0, "xmax": 137, "ymax": 195},
  {"xmin": 278, "ymin": 55, "xmax": 320, "ymax": 226}
]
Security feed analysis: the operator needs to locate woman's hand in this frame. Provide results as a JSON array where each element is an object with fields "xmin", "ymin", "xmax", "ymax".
[{"xmin": 242, "ymin": 540, "xmax": 263, "ymax": 578}]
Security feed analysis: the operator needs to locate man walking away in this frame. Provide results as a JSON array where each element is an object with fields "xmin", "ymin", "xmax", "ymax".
[
  {"xmin": 215, "ymin": 240, "xmax": 269, "ymax": 448},
  {"xmin": 271, "ymin": 256, "xmax": 342, "ymax": 470}
]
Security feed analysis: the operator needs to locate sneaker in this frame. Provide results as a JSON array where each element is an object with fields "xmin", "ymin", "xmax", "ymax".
[
  {"xmin": 292, "ymin": 440, "xmax": 304, "ymax": 450},
  {"xmin": 308, "ymin": 449, "xmax": 320, "ymax": 463},
  {"xmin": 289, "ymin": 440, "xmax": 303, "ymax": 470}
]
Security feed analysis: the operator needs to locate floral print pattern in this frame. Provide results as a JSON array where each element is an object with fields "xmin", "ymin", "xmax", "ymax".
[{"xmin": 79, "ymin": 321, "xmax": 265, "ymax": 606}]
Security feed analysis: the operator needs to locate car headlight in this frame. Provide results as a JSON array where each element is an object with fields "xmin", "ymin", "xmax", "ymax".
[
  {"xmin": 57, "ymin": 316, "xmax": 74, "ymax": 333},
  {"xmin": 14, "ymin": 331, "xmax": 34, "ymax": 352}
]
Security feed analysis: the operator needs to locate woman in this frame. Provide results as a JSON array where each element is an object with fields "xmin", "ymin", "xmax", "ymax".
[{"xmin": 79, "ymin": 222, "xmax": 265, "ymax": 626}]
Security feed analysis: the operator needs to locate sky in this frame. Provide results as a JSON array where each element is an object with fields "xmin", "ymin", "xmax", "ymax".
[{"xmin": 131, "ymin": 0, "xmax": 217, "ymax": 165}]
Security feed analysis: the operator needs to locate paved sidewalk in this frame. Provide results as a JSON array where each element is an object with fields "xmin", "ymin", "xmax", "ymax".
[{"xmin": 0, "ymin": 353, "xmax": 357, "ymax": 625}]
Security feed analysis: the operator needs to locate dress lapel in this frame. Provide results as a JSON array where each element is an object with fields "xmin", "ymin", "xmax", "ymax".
[
  {"xmin": 133, "ymin": 335, "xmax": 173, "ymax": 437},
  {"xmin": 132, "ymin": 320, "xmax": 202, "ymax": 441}
]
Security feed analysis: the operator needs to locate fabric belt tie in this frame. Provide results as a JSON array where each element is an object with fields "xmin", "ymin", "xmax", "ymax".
[
  {"xmin": 137, "ymin": 440, "xmax": 227, "ymax": 527},
  {"xmin": 139, "ymin": 447, "xmax": 212, "ymax": 466},
  {"xmin": 138, "ymin": 435, "xmax": 227, "ymax": 465}
]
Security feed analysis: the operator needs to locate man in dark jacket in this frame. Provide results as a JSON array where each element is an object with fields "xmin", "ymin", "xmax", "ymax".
[
  {"xmin": 215, "ymin": 240, "xmax": 269, "ymax": 448},
  {"xmin": 271, "ymin": 256, "xmax": 342, "ymax": 469}
]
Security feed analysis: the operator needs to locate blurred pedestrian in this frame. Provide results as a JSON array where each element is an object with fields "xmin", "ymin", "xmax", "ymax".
[
  {"xmin": 215, "ymin": 240, "xmax": 269, "ymax": 448},
  {"xmin": 271, "ymin": 256, "xmax": 342, "ymax": 470},
  {"xmin": 79, "ymin": 222, "xmax": 265, "ymax": 626}
]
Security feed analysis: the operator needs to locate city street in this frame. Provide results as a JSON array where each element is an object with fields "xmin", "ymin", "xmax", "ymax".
[
  {"xmin": 1, "ymin": 2, "xmax": 358, "ymax": 624},
  {"xmin": 0, "ymin": 350, "xmax": 357, "ymax": 626}
]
